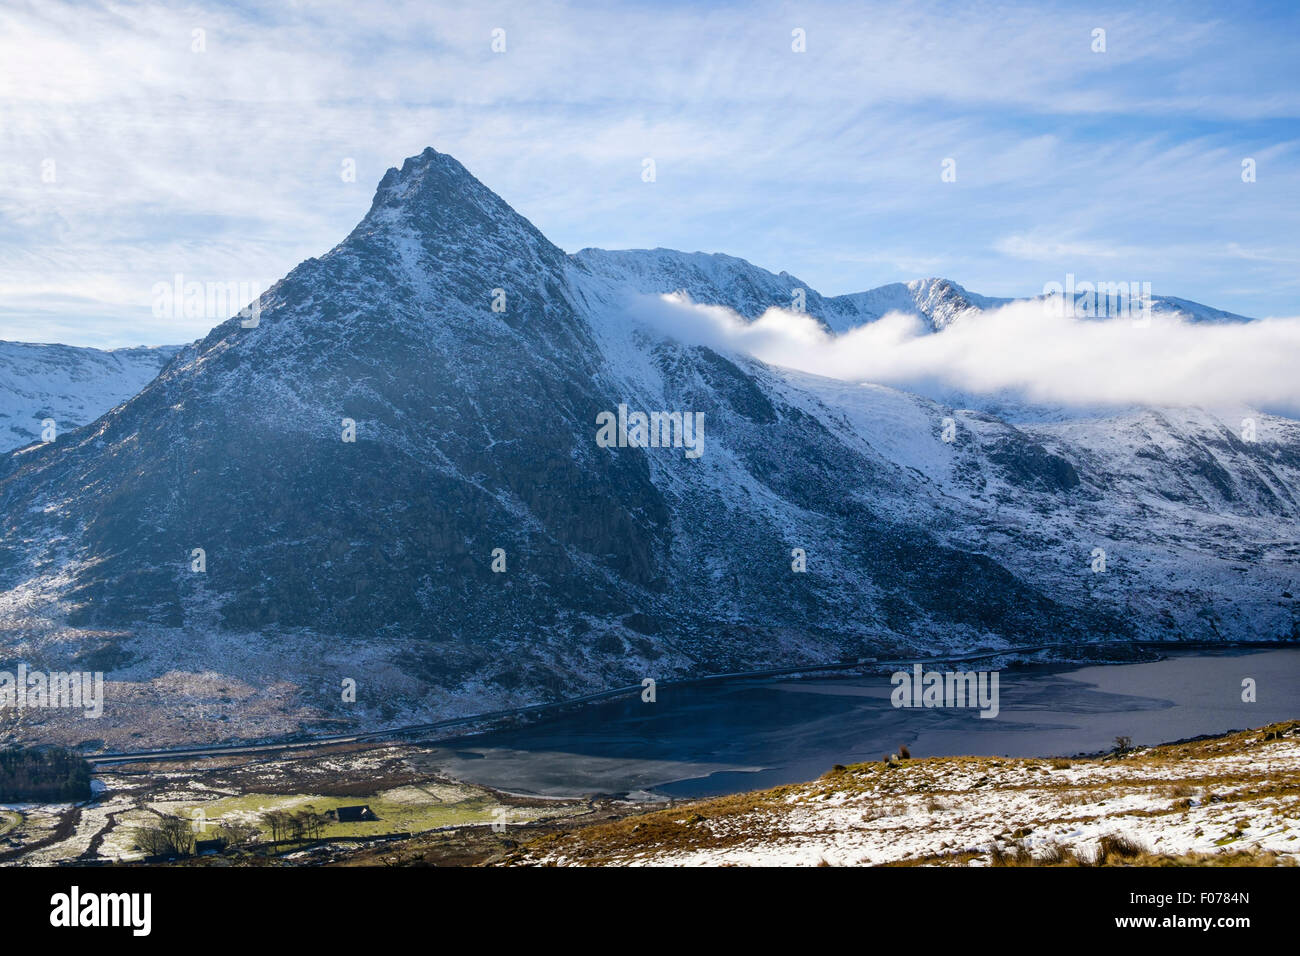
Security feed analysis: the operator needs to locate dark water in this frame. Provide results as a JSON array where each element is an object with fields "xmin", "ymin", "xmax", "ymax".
[{"xmin": 411, "ymin": 648, "xmax": 1300, "ymax": 800}]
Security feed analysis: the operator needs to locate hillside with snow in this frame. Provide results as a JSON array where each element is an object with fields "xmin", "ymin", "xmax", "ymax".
[
  {"xmin": 574, "ymin": 249, "xmax": 1254, "ymax": 336},
  {"xmin": 0, "ymin": 341, "xmax": 181, "ymax": 452},
  {"xmin": 505, "ymin": 722, "xmax": 1300, "ymax": 867}
]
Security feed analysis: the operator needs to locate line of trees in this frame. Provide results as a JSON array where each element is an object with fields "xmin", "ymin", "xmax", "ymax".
[
  {"xmin": 263, "ymin": 807, "xmax": 328, "ymax": 844},
  {"xmin": 132, "ymin": 805, "xmax": 331, "ymax": 860},
  {"xmin": 133, "ymin": 815, "xmax": 260, "ymax": 859}
]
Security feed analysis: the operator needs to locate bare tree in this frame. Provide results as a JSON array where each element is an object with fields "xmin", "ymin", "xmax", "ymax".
[
  {"xmin": 216, "ymin": 820, "xmax": 258, "ymax": 846},
  {"xmin": 159, "ymin": 814, "xmax": 194, "ymax": 856},
  {"xmin": 133, "ymin": 813, "xmax": 194, "ymax": 858},
  {"xmin": 263, "ymin": 809, "xmax": 292, "ymax": 843},
  {"xmin": 133, "ymin": 824, "xmax": 172, "ymax": 857},
  {"xmin": 290, "ymin": 807, "xmax": 326, "ymax": 843}
]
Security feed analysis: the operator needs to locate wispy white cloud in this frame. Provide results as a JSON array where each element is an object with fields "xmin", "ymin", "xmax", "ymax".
[{"xmin": 628, "ymin": 292, "xmax": 1300, "ymax": 415}]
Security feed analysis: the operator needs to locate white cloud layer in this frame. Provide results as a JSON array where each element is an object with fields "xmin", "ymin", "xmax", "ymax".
[{"xmin": 628, "ymin": 293, "xmax": 1300, "ymax": 416}]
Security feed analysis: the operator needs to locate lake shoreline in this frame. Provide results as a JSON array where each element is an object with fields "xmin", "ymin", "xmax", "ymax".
[{"xmin": 412, "ymin": 646, "xmax": 1300, "ymax": 801}]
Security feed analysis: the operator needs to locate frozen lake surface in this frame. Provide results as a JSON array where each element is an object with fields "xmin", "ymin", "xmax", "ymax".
[{"xmin": 411, "ymin": 648, "xmax": 1300, "ymax": 799}]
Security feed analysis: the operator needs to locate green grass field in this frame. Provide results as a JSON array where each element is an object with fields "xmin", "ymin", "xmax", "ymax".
[{"xmin": 176, "ymin": 783, "xmax": 536, "ymax": 842}]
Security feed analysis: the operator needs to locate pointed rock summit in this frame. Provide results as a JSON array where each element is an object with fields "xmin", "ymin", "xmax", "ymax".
[{"xmin": 352, "ymin": 147, "xmax": 568, "ymax": 279}]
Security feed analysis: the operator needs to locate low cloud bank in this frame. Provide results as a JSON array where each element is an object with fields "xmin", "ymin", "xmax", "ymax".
[{"xmin": 626, "ymin": 293, "xmax": 1300, "ymax": 416}]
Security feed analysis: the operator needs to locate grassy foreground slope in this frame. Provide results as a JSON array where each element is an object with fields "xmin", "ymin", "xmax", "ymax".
[{"xmin": 502, "ymin": 721, "xmax": 1300, "ymax": 867}]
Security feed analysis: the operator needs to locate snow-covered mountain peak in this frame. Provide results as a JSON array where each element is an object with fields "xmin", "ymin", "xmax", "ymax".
[
  {"xmin": 825, "ymin": 277, "xmax": 1013, "ymax": 332},
  {"xmin": 366, "ymin": 148, "xmax": 477, "ymax": 218},
  {"xmin": 318, "ymin": 146, "xmax": 574, "ymax": 327},
  {"xmin": 354, "ymin": 147, "xmax": 563, "ymax": 261}
]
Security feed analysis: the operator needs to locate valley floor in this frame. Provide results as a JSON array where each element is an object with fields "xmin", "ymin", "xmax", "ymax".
[
  {"xmin": 0, "ymin": 743, "xmax": 607, "ymax": 866},
  {"xmin": 4, "ymin": 721, "xmax": 1298, "ymax": 867}
]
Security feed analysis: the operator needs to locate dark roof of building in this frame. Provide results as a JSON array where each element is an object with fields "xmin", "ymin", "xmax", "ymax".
[{"xmin": 334, "ymin": 805, "xmax": 377, "ymax": 821}]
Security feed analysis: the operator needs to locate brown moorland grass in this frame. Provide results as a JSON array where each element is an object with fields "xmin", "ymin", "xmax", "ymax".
[{"xmin": 501, "ymin": 720, "xmax": 1300, "ymax": 867}]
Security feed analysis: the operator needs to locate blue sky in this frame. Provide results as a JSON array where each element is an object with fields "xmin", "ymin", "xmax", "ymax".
[{"xmin": 1, "ymin": 0, "xmax": 1297, "ymax": 347}]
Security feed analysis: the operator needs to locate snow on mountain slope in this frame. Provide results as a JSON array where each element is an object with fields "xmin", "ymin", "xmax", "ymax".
[
  {"xmin": 1143, "ymin": 296, "xmax": 1254, "ymax": 324},
  {"xmin": 571, "ymin": 250, "xmax": 1006, "ymax": 332},
  {"xmin": 0, "ymin": 146, "xmax": 1293, "ymax": 749},
  {"xmin": 570, "ymin": 250, "xmax": 1254, "ymax": 335},
  {"xmin": 826, "ymin": 278, "xmax": 1013, "ymax": 331},
  {"xmin": 0, "ymin": 341, "xmax": 182, "ymax": 452},
  {"xmin": 572, "ymin": 248, "xmax": 844, "ymax": 327},
  {"xmin": 776, "ymin": 368, "xmax": 1300, "ymax": 646}
]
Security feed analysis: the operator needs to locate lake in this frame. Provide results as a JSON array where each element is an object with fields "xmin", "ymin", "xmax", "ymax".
[{"xmin": 410, "ymin": 648, "xmax": 1300, "ymax": 800}]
